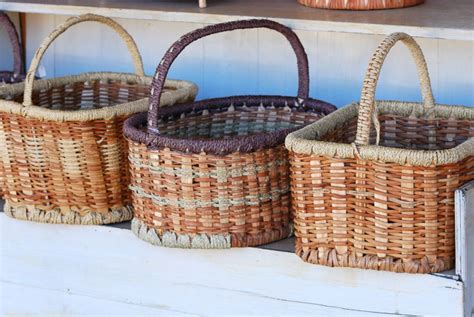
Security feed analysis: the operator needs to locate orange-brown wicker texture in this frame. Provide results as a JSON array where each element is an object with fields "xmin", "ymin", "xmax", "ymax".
[
  {"xmin": 0, "ymin": 14, "xmax": 197, "ymax": 225},
  {"xmin": 286, "ymin": 33, "xmax": 474, "ymax": 273},
  {"xmin": 124, "ymin": 19, "xmax": 336, "ymax": 249},
  {"xmin": 297, "ymin": 0, "xmax": 424, "ymax": 10}
]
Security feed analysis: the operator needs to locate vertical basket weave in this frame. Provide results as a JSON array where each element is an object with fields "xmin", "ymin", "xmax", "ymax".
[
  {"xmin": 0, "ymin": 12, "xmax": 24, "ymax": 84},
  {"xmin": 297, "ymin": 0, "xmax": 424, "ymax": 10},
  {"xmin": 124, "ymin": 19, "xmax": 336, "ymax": 249},
  {"xmin": 0, "ymin": 14, "xmax": 197, "ymax": 225},
  {"xmin": 286, "ymin": 33, "xmax": 474, "ymax": 273},
  {"xmin": 0, "ymin": 12, "xmax": 25, "ymax": 198}
]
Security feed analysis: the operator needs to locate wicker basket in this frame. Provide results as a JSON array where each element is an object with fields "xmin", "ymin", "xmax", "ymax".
[
  {"xmin": 124, "ymin": 19, "xmax": 336, "ymax": 249},
  {"xmin": 286, "ymin": 33, "xmax": 474, "ymax": 273},
  {"xmin": 298, "ymin": 0, "xmax": 424, "ymax": 10},
  {"xmin": 0, "ymin": 14, "xmax": 197, "ymax": 225},
  {"xmin": 0, "ymin": 12, "xmax": 24, "ymax": 84}
]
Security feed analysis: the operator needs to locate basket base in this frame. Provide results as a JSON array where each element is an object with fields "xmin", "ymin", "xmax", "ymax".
[
  {"xmin": 132, "ymin": 218, "xmax": 292, "ymax": 249},
  {"xmin": 297, "ymin": 0, "xmax": 424, "ymax": 10},
  {"xmin": 296, "ymin": 245, "xmax": 453, "ymax": 274},
  {"xmin": 4, "ymin": 201, "xmax": 133, "ymax": 225}
]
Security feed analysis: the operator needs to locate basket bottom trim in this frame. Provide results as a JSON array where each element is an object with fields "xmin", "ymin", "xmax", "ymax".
[
  {"xmin": 4, "ymin": 201, "xmax": 133, "ymax": 225},
  {"xmin": 296, "ymin": 245, "xmax": 453, "ymax": 274},
  {"xmin": 132, "ymin": 218, "xmax": 293, "ymax": 249}
]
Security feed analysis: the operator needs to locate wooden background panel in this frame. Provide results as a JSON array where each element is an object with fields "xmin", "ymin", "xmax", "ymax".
[{"xmin": 12, "ymin": 14, "xmax": 474, "ymax": 107}]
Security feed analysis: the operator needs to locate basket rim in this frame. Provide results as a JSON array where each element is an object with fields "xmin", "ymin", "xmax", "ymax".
[
  {"xmin": 124, "ymin": 95, "xmax": 336, "ymax": 155},
  {"xmin": 285, "ymin": 101, "xmax": 474, "ymax": 167},
  {"xmin": 0, "ymin": 72, "xmax": 198, "ymax": 122}
]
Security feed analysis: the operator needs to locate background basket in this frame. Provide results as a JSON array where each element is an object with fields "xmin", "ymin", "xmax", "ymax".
[
  {"xmin": 297, "ymin": 0, "xmax": 424, "ymax": 10},
  {"xmin": 124, "ymin": 19, "xmax": 336, "ymax": 249},
  {"xmin": 286, "ymin": 33, "xmax": 474, "ymax": 273},
  {"xmin": 0, "ymin": 14, "xmax": 197, "ymax": 225},
  {"xmin": 0, "ymin": 12, "xmax": 24, "ymax": 84}
]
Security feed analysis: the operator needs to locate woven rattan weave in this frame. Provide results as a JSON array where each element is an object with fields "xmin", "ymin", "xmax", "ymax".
[
  {"xmin": 124, "ymin": 19, "xmax": 336, "ymax": 249},
  {"xmin": 297, "ymin": 0, "xmax": 424, "ymax": 10},
  {"xmin": 0, "ymin": 14, "xmax": 197, "ymax": 225},
  {"xmin": 286, "ymin": 33, "xmax": 474, "ymax": 273}
]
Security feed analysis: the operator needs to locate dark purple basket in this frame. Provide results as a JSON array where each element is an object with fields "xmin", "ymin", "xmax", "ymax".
[
  {"xmin": 124, "ymin": 19, "xmax": 336, "ymax": 154},
  {"xmin": 0, "ymin": 12, "xmax": 25, "ymax": 84}
]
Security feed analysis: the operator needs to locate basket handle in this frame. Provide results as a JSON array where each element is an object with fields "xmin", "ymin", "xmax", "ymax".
[
  {"xmin": 147, "ymin": 19, "xmax": 310, "ymax": 133},
  {"xmin": 355, "ymin": 32, "xmax": 435, "ymax": 146},
  {"xmin": 23, "ymin": 14, "xmax": 145, "ymax": 107},
  {"xmin": 0, "ymin": 12, "xmax": 23, "ymax": 77}
]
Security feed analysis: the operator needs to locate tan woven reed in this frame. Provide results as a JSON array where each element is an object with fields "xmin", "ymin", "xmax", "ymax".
[
  {"xmin": 286, "ymin": 32, "xmax": 474, "ymax": 274},
  {"xmin": 0, "ymin": 14, "xmax": 197, "ymax": 225},
  {"xmin": 125, "ymin": 19, "xmax": 336, "ymax": 249},
  {"xmin": 297, "ymin": 0, "xmax": 424, "ymax": 10}
]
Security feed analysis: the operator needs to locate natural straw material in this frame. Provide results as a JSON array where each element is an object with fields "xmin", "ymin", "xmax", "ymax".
[
  {"xmin": 0, "ymin": 12, "xmax": 25, "ymax": 198},
  {"xmin": 125, "ymin": 19, "xmax": 336, "ymax": 249},
  {"xmin": 0, "ymin": 14, "xmax": 197, "ymax": 225},
  {"xmin": 0, "ymin": 12, "xmax": 24, "ymax": 84},
  {"xmin": 297, "ymin": 0, "xmax": 424, "ymax": 10},
  {"xmin": 286, "ymin": 32, "xmax": 474, "ymax": 274}
]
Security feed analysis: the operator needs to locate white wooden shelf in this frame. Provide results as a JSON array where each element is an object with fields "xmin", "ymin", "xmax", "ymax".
[
  {"xmin": 0, "ymin": 212, "xmax": 469, "ymax": 316},
  {"xmin": 0, "ymin": 0, "xmax": 473, "ymax": 41}
]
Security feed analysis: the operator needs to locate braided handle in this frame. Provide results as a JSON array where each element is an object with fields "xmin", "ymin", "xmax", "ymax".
[
  {"xmin": 147, "ymin": 19, "xmax": 310, "ymax": 132},
  {"xmin": 355, "ymin": 32, "xmax": 435, "ymax": 146},
  {"xmin": 0, "ymin": 12, "xmax": 23, "ymax": 76},
  {"xmin": 23, "ymin": 13, "xmax": 144, "ymax": 107}
]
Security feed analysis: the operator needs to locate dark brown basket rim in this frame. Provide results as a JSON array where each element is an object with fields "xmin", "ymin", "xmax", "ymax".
[{"xmin": 124, "ymin": 95, "xmax": 336, "ymax": 155}]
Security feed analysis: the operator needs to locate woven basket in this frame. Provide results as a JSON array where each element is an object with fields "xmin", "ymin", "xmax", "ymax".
[
  {"xmin": 297, "ymin": 0, "xmax": 424, "ymax": 10},
  {"xmin": 0, "ymin": 14, "xmax": 197, "ymax": 225},
  {"xmin": 286, "ymin": 33, "xmax": 474, "ymax": 273},
  {"xmin": 0, "ymin": 12, "xmax": 24, "ymax": 84},
  {"xmin": 124, "ymin": 19, "xmax": 336, "ymax": 249}
]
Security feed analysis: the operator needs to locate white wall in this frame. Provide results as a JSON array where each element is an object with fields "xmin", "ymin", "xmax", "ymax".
[{"xmin": 5, "ymin": 13, "xmax": 474, "ymax": 108}]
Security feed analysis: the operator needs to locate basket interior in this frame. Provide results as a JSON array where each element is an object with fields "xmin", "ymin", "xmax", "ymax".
[
  {"xmin": 156, "ymin": 104, "xmax": 322, "ymax": 140},
  {"xmin": 324, "ymin": 114, "xmax": 474, "ymax": 151},
  {"xmin": 6, "ymin": 78, "xmax": 155, "ymax": 110}
]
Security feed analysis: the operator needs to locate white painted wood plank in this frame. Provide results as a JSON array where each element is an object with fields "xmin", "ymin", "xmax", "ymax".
[
  {"xmin": 21, "ymin": 14, "xmax": 474, "ymax": 106},
  {"xmin": 202, "ymin": 27, "xmax": 258, "ymax": 99},
  {"xmin": 455, "ymin": 181, "xmax": 474, "ymax": 317},
  {"xmin": 436, "ymin": 40, "xmax": 474, "ymax": 107},
  {"xmin": 1, "ymin": 0, "xmax": 474, "ymax": 41},
  {"xmin": 0, "ymin": 282, "xmax": 187, "ymax": 315},
  {"xmin": 0, "ymin": 213, "xmax": 464, "ymax": 316}
]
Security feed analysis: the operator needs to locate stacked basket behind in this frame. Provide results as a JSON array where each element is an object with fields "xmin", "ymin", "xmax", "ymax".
[
  {"xmin": 286, "ymin": 33, "xmax": 474, "ymax": 273},
  {"xmin": 125, "ymin": 19, "xmax": 336, "ymax": 249},
  {"xmin": 0, "ymin": 14, "xmax": 197, "ymax": 225}
]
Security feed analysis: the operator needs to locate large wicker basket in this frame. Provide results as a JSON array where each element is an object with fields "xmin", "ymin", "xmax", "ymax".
[
  {"xmin": 124, "ymin": 19, "xmax": 336, "ymax": 249},
  {"xmin": 297, "ymin": 0, "xmax": 424, "ymax": 10},
  {"xmin": 0, "ymin": 14, "xmax": 197, "ymax": 225},
  {"xmin": 286, "ymin": 33, "xmax": 474, "ymax": 273},
  {"xmin": 0, "ymin": 12, "xmax": 24, "ymax": 84}
]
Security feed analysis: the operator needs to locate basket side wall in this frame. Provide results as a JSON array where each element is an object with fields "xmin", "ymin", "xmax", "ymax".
[{"xmin": 127, "ymin": 139, "xmax": 293, "ymax": 248}]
